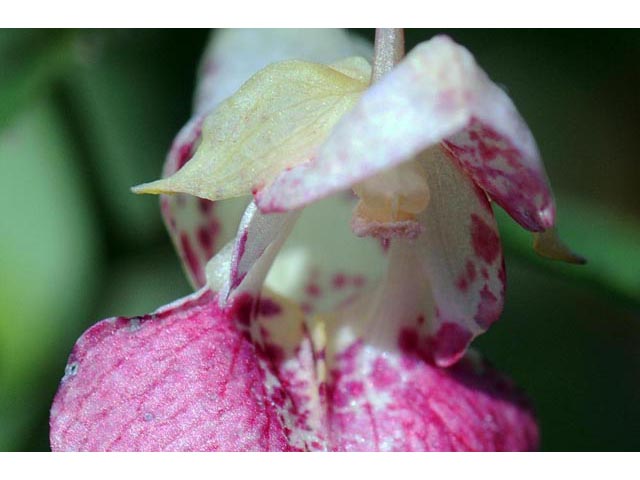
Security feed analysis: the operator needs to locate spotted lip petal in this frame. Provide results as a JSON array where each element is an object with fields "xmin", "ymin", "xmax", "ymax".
[
  {"xmin": 322, "ymin": 146, "xmax": 504, "ymax": 368},
  {"xmin": 255, "ymin": 35, "xmax": 555, "ymax": 233},
  {"xmin": 324, "ymin": 342, "xmax": 538, "ymax": 451},
  {"xmin": 51, "ymin": 289, "xmax": 537, "ymax": 451},
  {"xmin": 413, "ymin": 146, "xmax": 505, "ymax": 366},
  {"xmin": 157, "ymin": 29, "xmax": 373, "ymax": 289}
]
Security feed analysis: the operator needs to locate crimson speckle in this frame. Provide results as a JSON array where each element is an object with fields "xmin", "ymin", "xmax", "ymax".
[
  {"xmin": 179, "ymin": 233, "xmax": 202, "ymax": 284},
  {"xmin": 331, "ymin": 273, "xmax": 347, "ymax": 289},
  {"xmin": 305, "ymin": 283, "xmax": 321, "ymax": 298},
  {"xmin": 430, "ymin": 323, "xmax": 473, "ymax": 367},
  {"xmin": 198, "ymin": 198, "xmax": 214, "ymax": 215},
  {"xmin": 176, "ymin": 143, "xmax": 193, "ymax": 170},
  {"xmin": 197, "ymin": 227, "xmax": 214, "ymax": 256},
  {"xmin": 475, "ymin": 285, "xmax": 501, "ymax": 329},
  {"xmin": 470, "ymin": 214, "xmax": 500, "ymax": 264},
  {"xmin": 228, "ymin": 293, "xmax": 254, "ymax": 327},
  {"xmin": 398, "ymin": 328, "xmax": 420, "ymax": 355},
  {"xmin": 258, "ymin": 298, "xmax": 282, "ymax": 317}
]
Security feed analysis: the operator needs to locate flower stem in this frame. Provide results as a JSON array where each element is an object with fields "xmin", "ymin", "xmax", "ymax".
[{"xmin": 371, "ymin": 28, "xmax": 405, "ymax": 83}]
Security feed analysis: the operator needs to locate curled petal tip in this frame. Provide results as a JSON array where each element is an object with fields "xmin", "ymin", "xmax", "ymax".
[
  {"xmin": 533, "ymin": 228, "xmax": 586, "ymax": 265},
  {"xmin": 131, "ymin": 181, "xmax": 168, "ymax": 196}
]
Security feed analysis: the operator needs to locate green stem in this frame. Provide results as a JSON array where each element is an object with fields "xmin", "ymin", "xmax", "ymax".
[{"xmin": 371, "ymin": 28, "xmax": 405, "ymax": 83}]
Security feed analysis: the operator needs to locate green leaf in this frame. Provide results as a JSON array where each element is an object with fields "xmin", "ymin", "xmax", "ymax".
[
  {"xmin": 0, "ymin": 97, "xmax": 101, "ymax": 450},
  {"xmin": 0, "ymin": 30, "xmax": 78, "ymax": 130},
  {"xmin": 61, "ymin": 30, "xmax": 208, "ymax": 245}
]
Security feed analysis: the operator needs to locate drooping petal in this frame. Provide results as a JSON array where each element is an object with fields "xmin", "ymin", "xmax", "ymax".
[
  {"xmin": 133, "ymin": 58, "xmax": 371, "ymax": 201},
  {"xmin": 158, "ymin": 29, "xmax": 372, "ymax": 288},
  {"xmin": 50, "ymin": 288, "xmax": 324, "ymax": 451},
  {"xmin": 256, "ymin": 35, "xmax": 554, "ymax": 234},
  {"xmin": 442, "ymin": 119, "xmax": 553, "ymax": 232}
]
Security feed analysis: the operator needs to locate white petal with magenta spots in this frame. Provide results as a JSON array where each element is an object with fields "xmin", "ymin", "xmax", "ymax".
[{"xmin": 256, "ymin": 35, "xmax": 554, "ymax": 234}]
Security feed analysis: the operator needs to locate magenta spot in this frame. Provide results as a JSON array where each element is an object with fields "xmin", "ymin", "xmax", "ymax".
[
  {"xmin": 228, "ymin": 293, "xmax": 254, "ymax": 327},
  {"xmin": 332, "ymin": 273, "xmax": 347, "ymax": 290},
  {"xmin": 352, "ymin": 275, "xmax": 366, "ymax": 288},
  {"xmin": 257, "ymin": 298, "xmax": 282, "ymax": 317},
  {"xmin": 197, "ymin": 227, "xmax": 214, "ymax": 255},
  {"xmin": 456, "ymin": 260, "xmax": 478, "ymax": 292},
  {"xmin": 475, "ymin": 285, "xmax": 501, "ymax": 329},
  {"xmin": 417, "ymin": 315, "xmax": 425, "ymax": 326},
  {"xmin": 398, "ymin": 328, "xmax": 420, "ymax": 355},
  {"xmin": 456, "ymin": 277, "xmax": 469, "ymax": 292},
  {"xmin": 344, "ymin": 381, "xmax": 364, "ymax": 398},
  {"xmin": 179, "ymin": 233, "xmax": 201, "ymax": 283},
  {"xmin": 198, "ymin": 198, "xmax": 214, "ymax": 215},
  {"xmin": 371, "ymin": 357, "xmax": 400, "ymax": 389},
  {"xmin": 262, "ymin": 343, "xmax": 285, "ymax": 364},
  {"xmin": 335, "ymin": 341, "xmax": 363, "ymax": 376},
  {"xmin": 300, "ymin": 302, "xmax": 313, "ymax": 315},
  {"xmin": 470, "ymin": 214, "xmax": 500, "ymax": 264},
  {"xmin": 229, "ymin": 231, "xmax": 249, "ymax": 290},
  {"xmin": 305, "ymin": 283, "xmax": 321, "ymax": 298},
  {"xmin": 230, "ymin": 272, "xmax": 246, "ymax": 291},
  {"xmin": 268, "ymin": 385, "xmax": 287, "ymax": 408},
  {"xmin": 430, "ymin": 323, "xmax": 473, "ymax": 367},
  {"xmin": 498, "ymin": 259, "xmax": 507, "ymax": 285},
  {"xmin": 176, "ymin": 143, "xmax": 193, "ymax": 170},
  {"xmin": 466, "ymin": 261, "xmax": 477, "ymax": 282},
  {"xmin": 237, "ymin": 231, "xmax": 248, "ymax": 260}
]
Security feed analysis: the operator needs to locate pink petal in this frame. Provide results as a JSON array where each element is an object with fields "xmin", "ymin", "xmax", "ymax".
[
  {"xmin": 50, "ymin": 289, "xmax": 320, "ymax": 451},
  {"xmin": 256, "ymin": 35, "xmax": 554, "ymax": 233},
  {"xmin": 325, "ymin": 340, "xmax": 538, "ymax": 451},
  {"xmin": 51, "ymin": 287, "xmax": 536, "ymax": 451},
  {"xmin": 160, "ymin": 29, "xmax": 372, "ymax": 288}
]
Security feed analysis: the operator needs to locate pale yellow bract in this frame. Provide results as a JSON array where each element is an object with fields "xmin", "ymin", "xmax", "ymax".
[{"xmin": 133, "ymin": 57, "xmax": 372, "ymax": 201}]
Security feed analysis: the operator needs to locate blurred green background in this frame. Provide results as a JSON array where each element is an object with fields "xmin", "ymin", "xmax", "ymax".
[{"xmin": 0, "ymin": 29, "xmax": 638, "ymax": 451}]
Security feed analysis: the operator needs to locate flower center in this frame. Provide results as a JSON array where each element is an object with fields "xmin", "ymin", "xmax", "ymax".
[
  {"xmin": 349, "ymin": 28, "xmax": 429, "ymax": 240},
  {"xmin": 351, "ymin": 160, "xmax": 430, "ymax": 239}
]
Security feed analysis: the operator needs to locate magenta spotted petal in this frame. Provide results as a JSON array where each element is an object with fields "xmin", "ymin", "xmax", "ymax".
[
  {"xmin": 50, "ymin": 291, "xmax": 538, "ymax": 451},
  {"xmin": 50, "ymin": 290, "xmax": 295, "ymax": 451},
  {"xmin": 51, "ymin": 29, "xmax": 554, "ymax": 452}
]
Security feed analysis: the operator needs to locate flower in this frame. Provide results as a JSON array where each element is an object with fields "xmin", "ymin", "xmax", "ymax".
[{"xmin": 49, "ymin": 28, "xmax": 561, "ymax": 451}]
